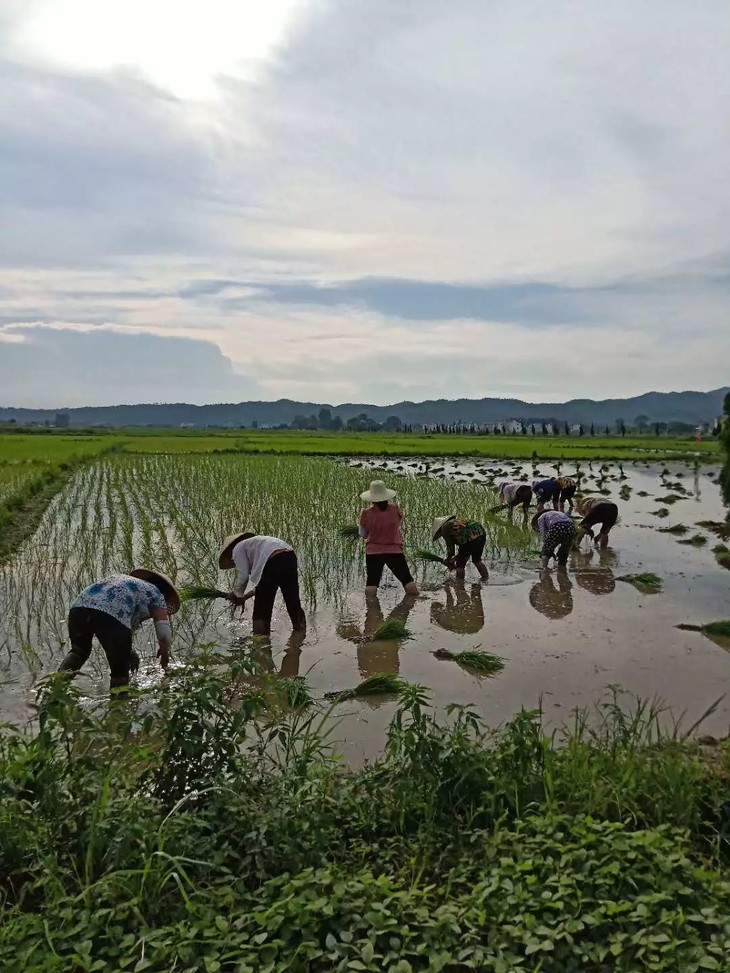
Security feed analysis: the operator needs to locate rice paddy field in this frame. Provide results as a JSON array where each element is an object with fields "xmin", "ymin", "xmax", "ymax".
[{"xmin": 0, "ymin": 444, "xmax": 728, "ymax": 759}]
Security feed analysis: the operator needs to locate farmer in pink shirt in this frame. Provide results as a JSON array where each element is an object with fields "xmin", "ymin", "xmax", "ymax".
[{"xmin": 358, "ymin": 480, "xmax": 419, "ymax": 596}]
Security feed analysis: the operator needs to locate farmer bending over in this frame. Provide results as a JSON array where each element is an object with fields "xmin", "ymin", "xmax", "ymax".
[
  {"xmin": 532, "ymin": 510, "xmax": 577, "ymax": 570},
  {"xmin": 58, "ymin": 569, "xmax": 179, "ymax": 693},
  {"xmin": 359, "ymin": 480, "xmax": 419, "ymax": 597},
  {"xmin": 557, "ymin": 476, "xmax": 577, "ymax": 512},
  {"xmin": 497, "ymin": 481, "xmax": 532, "ymax": 520},
  {"xmin": 532, "ymin": 477, "xmax": 560, "ymax": 512},
  {"xmin": 578, "ymin": 497, "xmax": 619, "ymax": 550},
  {"xmin": 432, "ymin": 515, "xmax": 489, "ymax": 581},
  {"xmin": 220, "ymin": 532, "xmax": 306, "ymax": 636}
]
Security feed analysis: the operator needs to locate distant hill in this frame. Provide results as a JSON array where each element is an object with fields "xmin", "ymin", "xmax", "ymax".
[{"xmin": 0, "ymin": 388, "xmax": 727, "ymax": 429}]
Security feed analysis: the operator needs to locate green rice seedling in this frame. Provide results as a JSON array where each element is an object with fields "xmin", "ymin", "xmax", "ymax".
[
  {"xmin": 712, "ymin": 545, "xmax": 730, "ymax": 570},
  {"xmin": 179, "ymin": 585, "xmax": 231, "ymax": 602},
  {"xmin": 618, "ymin": 572, "xmax": 663, "ymax": 593},
  {"xmin": 371, "ymin": 618, "xmax": 412, "ymax": 640},
  {"xmin": 697, "ymin": 520, "xmax": 730, "ymax": 540},
  {"xmin": 619, "ymin": 484, "xmax": 632, "ymax": 500},
  {"xmin": 433, "ymin": 647, "xmax": 504, "ymax": 676},
  {"xmin": 324, "ymin": 672, "xmax": 406, "ymax": 701},
  {"xmin": 658, "ymin": 523, "xmax": 689, "ymax": 535},
  {"xmin": 651, "ymin": 508, "xmax": 670, "ymax": 518},
  {"xmin": 338, "ymin": 524, "xmax": 360, "ymax": 539},
  {"xmin": 656, "ymin": 494, "xmax": 682, "ymax": 505},
  {"xmin": 637, "ymin": 490, "xmax": 649, "ymax": 497},
  {"xmin": 280, "ymin": 676, "xmax": 314, "ymax": 710},
  {"xmin": 678, "ymin": 534, "xmax": 707, "ymax": 547}
]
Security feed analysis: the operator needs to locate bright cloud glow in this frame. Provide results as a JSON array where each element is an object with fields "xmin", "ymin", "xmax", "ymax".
[{"xmin": 12, "ymin": 0, "xmax": 306, "ymax": 98}]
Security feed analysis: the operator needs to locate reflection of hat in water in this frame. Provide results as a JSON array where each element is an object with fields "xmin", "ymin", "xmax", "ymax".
[
  {"xmin": 575, "ymin": 570, "xmax": 616, "ymax": 595},
  {"xmin": 529, "ymin": 578, "xmax": 573, "ymax": 620},
  {"xmin": 361, "ymin": 480, "xmax": 397, "ymax": 502},
  {"xmin": 431, "ymin": 515, "xmax": 456, "ymax": 539},
  {"xmin": 129, "ymin": 568, "xmax": 180, "ymax": 614}
]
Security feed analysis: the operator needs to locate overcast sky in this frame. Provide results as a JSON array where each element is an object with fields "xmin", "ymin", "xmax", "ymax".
[{"xmin": 1, "ymin": 0, "xmax": 728, "ymax": 408}]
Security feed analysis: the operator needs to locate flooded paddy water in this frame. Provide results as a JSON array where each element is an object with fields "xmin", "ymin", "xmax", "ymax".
[{"xmin": 0, "ymin": 452, "xmax": 728, "ymax": 761}]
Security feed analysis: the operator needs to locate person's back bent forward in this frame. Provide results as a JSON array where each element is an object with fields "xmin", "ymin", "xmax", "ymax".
[
  {"xmin": 432, "ymin": 516, "xmax": 489, "ymax": 581},
  {"xmin": 219, "ymin": 532, "xmax": 306, "ymax": 636}
]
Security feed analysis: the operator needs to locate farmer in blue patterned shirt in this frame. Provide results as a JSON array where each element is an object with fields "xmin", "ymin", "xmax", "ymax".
[{"xmin": 58, "ymin": 569, "xmax": 180, "ymax": 693}]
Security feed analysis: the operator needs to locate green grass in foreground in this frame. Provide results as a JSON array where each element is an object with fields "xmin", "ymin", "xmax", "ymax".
[{"xmin": 2, "ymin": 669, "xmax": 730, "ymax": 972}]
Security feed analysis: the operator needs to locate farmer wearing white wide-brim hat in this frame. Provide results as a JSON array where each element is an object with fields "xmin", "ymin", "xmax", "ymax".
[
  {"xmin": 432, "ymin": 516, "xmax": 489, "ymax": 581},
  {"xmin": 219, "ymin": 532, "xmax": 306, "ymax": 636},
  {"xmin": 59, "ymin": 569, "xmax": 179, "ymax": 694},
  {"xmin": 358, "ymin": 481, "xmax": 419, "ymax": 596}
]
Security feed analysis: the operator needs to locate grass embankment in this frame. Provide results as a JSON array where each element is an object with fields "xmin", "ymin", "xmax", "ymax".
[
  {"xmin": 0, "ymin": 438, "xmax": 123, "ymax": 561},
  {"xmin": 2, "ymin": 670, "xmax": 730, "ymax": 972}
]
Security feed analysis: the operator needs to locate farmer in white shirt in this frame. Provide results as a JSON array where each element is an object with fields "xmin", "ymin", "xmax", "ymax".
[{"xmin": 219, "ymin": 532, "xmax": 306, "ymax": 636}]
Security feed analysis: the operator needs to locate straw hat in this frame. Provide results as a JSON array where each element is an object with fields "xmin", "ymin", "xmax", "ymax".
[
  {"xmin": 218, "ymin": 531, "xmax": 255, "ymax": 569},
  {"xmin": 360, "ymin": 480, "xmax": 396, "ymax": 503},
  {"xmin": 129, "ymin": 568, "xmax": 180, "ymax": 614},
  {"xmin": 579, "ymin": 497, "xmax": 599, "ymax": 515},
  {"xmin": 431, "ymin": 515, "xmax": 456, "ymax": 539}
]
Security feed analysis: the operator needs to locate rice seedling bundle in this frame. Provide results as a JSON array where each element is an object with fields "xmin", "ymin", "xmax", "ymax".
[
  {"xmin": 338, "ymin": 524, "xmax": 360, "ymax": 539},
  {"xmin": 324, "ymin": 672, "xmax": 406, "ymax": 701},
  {"xmin": 371, "ymin": 618, "xmax": 412, "ymax": 640},
  {"xmin": 677, "ymin": 534, "xmax": 707, "ymax": 547},
  {"xmin": 433, "ymin": 648, "xmax": 504, "ymax": 676},
  {"xmin": 618, "ymin": 572, "xmax": 663, "ymax": 594},
  {"xmin": 414, "ymin": 548, "xmax": 450, "ymax": 566},
  {"xmin": 677, "ymin": 621, "xmax": 730, "ymax": 638},
  {"xmin": 179, "ymin": 585, "xmax": 231, "ymax": 603},
  {"xmin": 658, "ymin": 524, "xmax": 689, "ymax": 535}
]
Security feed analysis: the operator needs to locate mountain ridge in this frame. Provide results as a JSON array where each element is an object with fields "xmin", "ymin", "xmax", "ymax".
[{"xmin": 0, "ymin": 388, "xmax": 726, "ymax": 428}]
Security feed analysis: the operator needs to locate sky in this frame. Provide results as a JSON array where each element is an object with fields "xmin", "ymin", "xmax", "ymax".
[{"xmin": 0, "ymin": 0, "xmax": 729, "ymax": 408}]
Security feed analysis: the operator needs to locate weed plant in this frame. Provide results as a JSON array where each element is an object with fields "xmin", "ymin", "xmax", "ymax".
[{"xmin": 1, "ymin": 675, "xmax": 730, "ymax": 971}]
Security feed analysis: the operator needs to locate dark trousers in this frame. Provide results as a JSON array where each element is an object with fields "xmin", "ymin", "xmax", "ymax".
[
  {"xmin": 253, "ymin": 551, "xmax": 306, "ymax": 634},
  {"xmin": 60, "ymin": 607, "xmax": 138, "ymax": 691}
]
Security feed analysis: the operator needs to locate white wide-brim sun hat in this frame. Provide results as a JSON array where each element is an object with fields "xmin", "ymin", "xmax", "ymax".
[
  {"xmin": 218, "ymin": 531, "xmax": 255, "ymax": 569},
  {"xmin": 431, "ymin": 515, "xmax": 456, "ymax": 540},
  {"xmin": 360, "ymin": 480, "xmax": 397, "ymax": 503}
]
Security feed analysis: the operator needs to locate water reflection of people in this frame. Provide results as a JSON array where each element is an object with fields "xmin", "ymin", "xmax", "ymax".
[
  {"xmin": 572, "ymin": 551, "xmax": 616, "ymax": 595},
  {"xmin": 430, "ymin": 581, "xmax": 485, "ymax": 634},
  {"xmin": 244, "ymin": 628, "xmax": 307, "ymax": 678},
  {"xmin": 337, "ymin": 593, "xmax": 416, "ymax": 677},
  {"xmin": 529, "ymin": 569, "xmax": 574, "ymax": 619}
]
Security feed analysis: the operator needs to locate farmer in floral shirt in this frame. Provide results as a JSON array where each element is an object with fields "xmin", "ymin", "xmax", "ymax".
[
  {"xmin": 58, "ymin": 569, "xmax": 179, "ymax": 693},
  {"xmin": 431, "ymin": 516, "xmax": 489, "ymax": 581}
]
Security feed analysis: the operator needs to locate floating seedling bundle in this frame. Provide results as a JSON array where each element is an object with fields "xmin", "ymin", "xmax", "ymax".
[
  {"xmin": 618, "ymin": 572, "xmax": 663, "ymax": 594},
  {"xmin": 371, "ymin": 618, "xmax": 412, "ymax": 640},
  {"xmin": 433, "ymin": 648, "xmax": 504, "ymax": 676},
  {"xmin": 677, "ymin": 620, "xmax": 730, "ymax": 638},
  {"xmin": 324, "ymin": 672, "xmax": 406, "ymax": 702}
]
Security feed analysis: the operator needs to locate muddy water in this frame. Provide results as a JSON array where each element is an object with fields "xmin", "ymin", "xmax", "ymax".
[{"xmin": 1, "ymin": 457, "xmax": 729, "ymax": 763}]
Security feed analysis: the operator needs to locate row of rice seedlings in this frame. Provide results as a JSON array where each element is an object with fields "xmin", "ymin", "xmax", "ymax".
[{"xmin": 0, "ymin": 452, "xmax": 531, "ymax": 689}]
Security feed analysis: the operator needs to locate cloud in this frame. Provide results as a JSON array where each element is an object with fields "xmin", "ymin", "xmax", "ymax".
[
  {"xmin": 0, "ymin": 0, "xmax": 728, "ymax": 406},
  {"xmin": 0, "ymin": 326, "xmax": 259, "ymax": 407}
]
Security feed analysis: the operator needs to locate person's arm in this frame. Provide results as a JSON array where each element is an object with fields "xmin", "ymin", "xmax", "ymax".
[
  {"xmin": 442, "ymin": 527, "xmax": 456, "ymax": 559},
  {"xmin": 150, "ymin": 605, "xmax": 172, "ymax": 669},
  {"xmin": 230, "ymin": 548, "xmax": 253, "ymax": 604},
  {"xmin": 579, "ymin": 514, "xmax": 595, "ymax": 539},
  {"xmin": 358, "ymin": 509, "xmax": 369, "ymax": 539}
]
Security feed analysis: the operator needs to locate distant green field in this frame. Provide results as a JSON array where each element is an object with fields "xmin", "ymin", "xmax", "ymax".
[
  {"xmin": 0, "ymin": 434, "xmax": 123, "ymax": 464},
  {"xmin": 118, "ymin": 429, "xmax": 720, "ymax": 461},
  {"xmin": 0, "ymin": 429, "xmax": 720, "ymax": 463}
]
